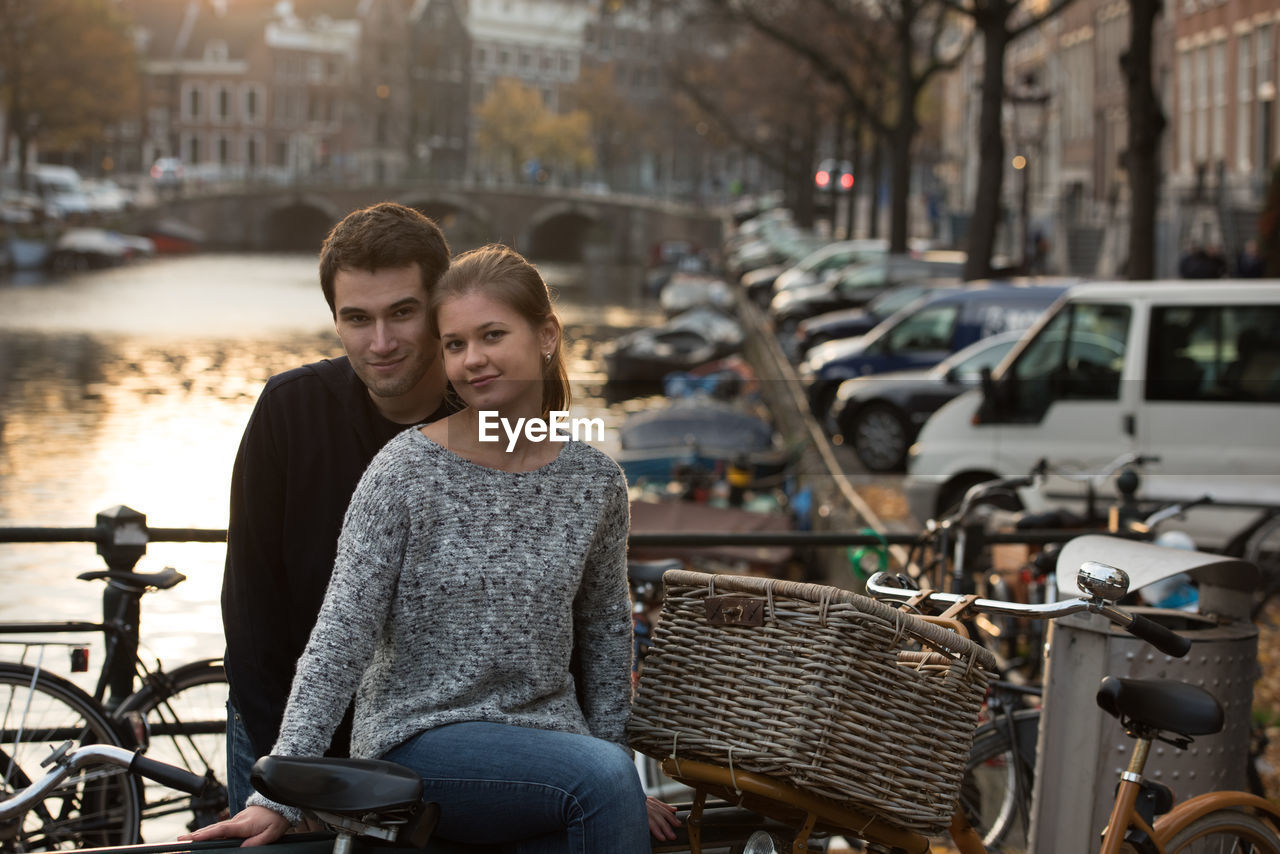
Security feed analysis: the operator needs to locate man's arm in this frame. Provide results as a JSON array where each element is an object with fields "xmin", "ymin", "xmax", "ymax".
[{"xmin": 222, "ymin": 388, "xmax": 298, "ymax": 757}]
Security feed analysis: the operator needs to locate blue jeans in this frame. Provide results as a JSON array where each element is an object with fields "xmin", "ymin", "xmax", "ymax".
[
  {"xmin": 382, "ymin": 722, "xmax": 649, "ymax": 853},
  {"xmin": 225, "ymin": 700, "xmax": 256, "ymax": 816}
]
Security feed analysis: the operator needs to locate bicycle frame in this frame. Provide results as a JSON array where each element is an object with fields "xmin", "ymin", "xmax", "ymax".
[
  {"xmin": 1, "ymin": 617, "xmax": 134, "ymax": 708},
  {"xmin": 0, "ymin": 567, "xmax": 185, "ymax": 710}
]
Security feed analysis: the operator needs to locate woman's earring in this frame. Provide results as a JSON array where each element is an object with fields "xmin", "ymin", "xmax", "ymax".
[{"xmin": 544, "ymin": 353, "xmax": 552, "ymax": 365}]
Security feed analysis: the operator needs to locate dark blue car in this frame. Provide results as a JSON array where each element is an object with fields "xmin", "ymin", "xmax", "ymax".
[{"xmin": 799, "ymin": 280, "xmax": 1076, "ymax": 419}]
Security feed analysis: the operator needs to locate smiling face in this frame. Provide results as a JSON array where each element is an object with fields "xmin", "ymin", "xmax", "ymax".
[
  {"xmin": 437, "ymin": 290, "xmax": 559, "ymax": 417},
  {"xmin": 332, "ymin": 263, "xmax": 444, "ymax": 420}
]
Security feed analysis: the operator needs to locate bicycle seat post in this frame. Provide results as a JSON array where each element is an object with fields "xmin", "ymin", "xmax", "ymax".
[{"xmin": 95, "ymin": 505, "xmax": 149, "ymax": 710}]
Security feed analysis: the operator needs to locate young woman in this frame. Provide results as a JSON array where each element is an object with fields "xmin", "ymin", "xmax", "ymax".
[{"xmin": 183, "ymin": 245, "xmax": 678, "ymax": 850}]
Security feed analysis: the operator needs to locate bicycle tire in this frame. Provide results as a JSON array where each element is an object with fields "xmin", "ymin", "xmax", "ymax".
[
  {"xmin": 1160, "ymin": 808, "xmax": 1280, "ymax": 853},
  {"xmin": 115, "ymin": 658, "xmax": 227, "ymax": 837},
  {"xmin": 958, "ymin": 707, "xmax": 1040, "ymax": 852},
  {"xmin": 0, "ymin": 662, "xmax": 142, "ymax": 850}
]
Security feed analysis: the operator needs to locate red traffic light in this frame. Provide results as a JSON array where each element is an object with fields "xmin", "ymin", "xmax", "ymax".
[
  {"xmin": 839, "ymin": 172, "xmax": 855, "ymax": 190},
  {"xmin": 815, "ymin": 170, "xmax": 832, "ymax": 188}
]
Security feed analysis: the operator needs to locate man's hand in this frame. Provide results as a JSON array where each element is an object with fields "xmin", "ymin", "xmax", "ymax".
[{"xmin": 177, "ymin": 805, "xmax": 290, "ymax": 847}]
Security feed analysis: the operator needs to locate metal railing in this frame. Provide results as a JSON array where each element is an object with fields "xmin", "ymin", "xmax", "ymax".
[{"xmin": 0, "ymin": 504, "xmax": 1097, "ymax": 562}]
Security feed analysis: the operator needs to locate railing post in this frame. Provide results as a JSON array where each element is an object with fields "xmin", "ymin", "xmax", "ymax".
[{"xmin": 96, "ymin": 505, "xmax": 147, "ymax": 709}]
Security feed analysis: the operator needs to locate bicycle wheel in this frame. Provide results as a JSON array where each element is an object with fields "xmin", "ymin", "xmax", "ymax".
[
  {"xmin": 958, "ymin": 707, "xmax": 1040, "ymax": 852},
  {"xmin": 1160, "ymin": 809, "xmax": 1280, "ymax": 853},
  {"xmin": 0, "ymin": 662, "xmax": 142, "ymax": 850},
  {"xmin": 115, "ymin": 658, "xmax": 227, "ymax": 837}
]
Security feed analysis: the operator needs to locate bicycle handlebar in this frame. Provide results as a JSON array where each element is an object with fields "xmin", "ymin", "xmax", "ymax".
[
  {"xmin": 0, "ymin": 743, "xmax": 208, "ymax": 821},
  {"xmin": 865, "ymin": 571, "xmax": 1192, "ymax": 658},
  {"xmin": 1118, "ymin": 610, "xmax": 1193, "ymax": 657}
]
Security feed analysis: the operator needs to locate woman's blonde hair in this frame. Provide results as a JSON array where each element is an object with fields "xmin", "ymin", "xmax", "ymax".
[{"xmin": 430, "ymin": 244, "xmax": 569, "ymax": 417}]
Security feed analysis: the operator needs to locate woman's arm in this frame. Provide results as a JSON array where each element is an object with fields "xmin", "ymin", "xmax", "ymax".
[
  {"xmin": 573, "ymin": 471, "xmax": 633, "ymax": 746},
  {"xmin": 241, "ymin": 451, "xmax": 411, "ymax": 820}
]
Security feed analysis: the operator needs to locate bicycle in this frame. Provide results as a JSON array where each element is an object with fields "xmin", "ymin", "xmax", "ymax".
[
  {"xmin": 623, "ymin": 558, "xmax": 1279, "ymax": 854},
  {"xmin": 0, "ymin": 741, "xmax": 216, "ymax": 845},
  {"xmin": 2, "ymin": 740, "xmax": 805, "ymax": 854},
  {"xmin": 864, "ymin": 562, "xmax": 1278, "ymax": 854},
  {"xmin": 1, "ymin": 564, "xmax": 229, "ymax": 848}
]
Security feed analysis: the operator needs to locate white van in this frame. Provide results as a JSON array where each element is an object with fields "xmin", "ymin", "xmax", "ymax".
[{"xmin": 904, "ymin": 280, "xmax": 1280, "ymax": 548}]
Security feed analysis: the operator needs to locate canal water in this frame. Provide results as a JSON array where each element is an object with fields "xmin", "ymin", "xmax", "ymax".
[{"xmin": 0, "ymin": 252, "xmax": 665, "ymax": 684}]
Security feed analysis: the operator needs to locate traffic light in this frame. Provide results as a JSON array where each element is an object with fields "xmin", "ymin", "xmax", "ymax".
[{"xmin": 814, "ymin": 159, "xmax": 853, "ymax": 192}]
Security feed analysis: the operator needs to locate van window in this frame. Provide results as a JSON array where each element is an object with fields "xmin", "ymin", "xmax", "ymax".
[
  {"xmin": 1147, "ymin": 305, "xmax": 1280, "ymax": 403},
  {"xmin": 882, "ymin": 303, "xmax": 958, "ymax": 353},
  {"xmin": 1006, "ymin": 302, "xmax": 1130, "ymax": 416}
]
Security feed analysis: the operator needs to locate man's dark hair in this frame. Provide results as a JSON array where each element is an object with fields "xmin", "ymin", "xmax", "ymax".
[{"xmin": 318, "ymin": 203, "xmax": 450, "ymax": 315}]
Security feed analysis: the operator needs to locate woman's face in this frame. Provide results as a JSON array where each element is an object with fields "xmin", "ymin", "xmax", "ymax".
[{"xmin": 437, "ymin": 290, "xmax": 557, "ymax": 415}]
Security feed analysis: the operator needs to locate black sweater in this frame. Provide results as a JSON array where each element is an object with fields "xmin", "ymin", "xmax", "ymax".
[{"xmin": 221, "ymin": 356, "xmax": 450, "ymax": 756}]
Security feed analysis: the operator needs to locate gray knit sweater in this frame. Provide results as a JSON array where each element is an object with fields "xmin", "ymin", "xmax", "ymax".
[{"xmin": 247, "ymin": 430, "xmax": 632, "ymax": 821}]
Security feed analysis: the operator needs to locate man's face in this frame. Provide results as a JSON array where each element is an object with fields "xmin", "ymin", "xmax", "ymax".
[{"xmin": 332, "ymin": 264, "xmax": 439, "ymax": 406}]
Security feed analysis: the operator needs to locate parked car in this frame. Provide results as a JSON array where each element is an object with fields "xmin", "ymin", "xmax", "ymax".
[
  {"xmin": 800, "ymin": 280, "xmax": 1074, "ymax": 419},
  {"xmin": 904, "ymin": 280, "xmax": 1280, "ymax": 546},
  {"xmin": 743, "ymin": 239, "xmax": 890, "ymax": 308},
  {"xmin": 27, "ymin": 164, "xmax": 92, "ymax": 218},
  {"xmin": 832, "ymin": 328, "xmax": 1121, "ymax": 472},
  {"xmin": 150, "ymin": 157, "xmax": 185, "ymax": 189},
  {"xmin": 791, "ymin": 281, "xmax": 963, "ymax": 359},
  {"xmin": 770, "ymin": 253, "xmax": 966, "ymax": 333},
  {"xmin": 771, "ymin": 239, "xmax": 890, "ymax": 294}
]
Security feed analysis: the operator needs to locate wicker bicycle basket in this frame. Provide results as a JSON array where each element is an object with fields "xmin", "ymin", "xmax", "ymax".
[{"xmin": 627, "ymin": 570, "xmax": 997, "ymax": 835}]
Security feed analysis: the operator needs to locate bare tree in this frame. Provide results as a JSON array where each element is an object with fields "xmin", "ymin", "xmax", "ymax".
[
  {"xmin": 945, "ymin": 0, "xmax": 1076, "ymax": 279},
  {"xmin": 664, "ymin": 15, "xmax": 840, "ymax": 226},
  {"xmin": 1121, "ymin": 0, "xmax": 1165, "ymax": 280},
  {"xmin": 706, "ymin": 0, "xmax": 970, "ymax": 252}
]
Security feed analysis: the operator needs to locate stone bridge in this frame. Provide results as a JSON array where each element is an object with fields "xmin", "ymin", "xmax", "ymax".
[{"xmin": 140, "ymin": 182, "xmax": 724, "ymax": 264}]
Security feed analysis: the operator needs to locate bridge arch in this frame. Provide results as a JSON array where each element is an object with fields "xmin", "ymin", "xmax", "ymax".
[
  {"xmin": 524, "ymin": 201, "xmax": 608, "ymax": 262},
  {"xmin": 398, "ymin": 194, "xmax": 495, "ymax": 253},
  {"xmin": 262, "ymin": 196, "xmax": 346, "ymax": 251}
]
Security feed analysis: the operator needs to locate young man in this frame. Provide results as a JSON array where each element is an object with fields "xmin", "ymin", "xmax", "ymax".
[{"xmin": 220, "ymin": 202, "xmax": 452, "ymax": 813}]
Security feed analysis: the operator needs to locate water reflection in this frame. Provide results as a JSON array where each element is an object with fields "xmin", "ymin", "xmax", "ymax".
[{"xmin": 0, "ymin": 253, "xmax": 662, "ymax": 681}]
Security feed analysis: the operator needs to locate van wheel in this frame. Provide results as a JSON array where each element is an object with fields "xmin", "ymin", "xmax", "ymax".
[
  {"xmin": 936, "ymin": 472, "xmax": 1022, "ymax": 520},
  {"xmin": 845, "ymin": 403, "xmax": 909, "ymax": 472}
]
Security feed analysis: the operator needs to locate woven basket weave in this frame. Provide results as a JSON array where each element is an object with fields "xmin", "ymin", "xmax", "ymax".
[{"xmin": 627, "ymin": 570, "xmax": 996, "ymax": 835}]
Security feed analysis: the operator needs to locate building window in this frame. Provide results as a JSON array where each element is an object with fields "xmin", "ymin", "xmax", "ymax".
[
  {"xmin": 1239, "ymin": 33, "xmax": 1253, "ymax": 171},
  {"xmin": 475, "ymin": 46, "xmax": 487, "ymax": 65},
  {"xmin": 186, "ymin": 134, "xmax": 200, "ymax": 163},
  {"xmin": 184, "ymin": 84, "xmax": 202, "ymax": 120},
  {"xmin": 1213, "ymin": 41, "xmax": 1226, "ymax": 160},
  {"xmin": 1261, "ymin": 24, "xmax": 1273, "ymax": 93},
  {"xmin": 217, "ymin": 87, "xmax": 231, "ymax": 122},
  {"xmin": 246, "ymin": 136, "xmax": 258, "ymax": 168},
  {"xmin": 1196, "ymin": 45, "xmax": 1209, "ymax": 162},
  {"xmin": 217, "ymin": 135, "xmax": 230, "ymax": 164},
  {"xmin": 243, "ymin": 86, "xmax": 261, "ymax": 123},
  {"xmin": 1179, "ymin": 50, "xmax": 1192, "ymax": 171}
]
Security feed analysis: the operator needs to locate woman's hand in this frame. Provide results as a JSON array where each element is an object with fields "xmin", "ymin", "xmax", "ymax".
[
  {"xmin": 646, "ymin": 796, "xmax": 681, "ymax": 842},
  {"xmin": 177, "ymin": 805, "xmax": 290, "ymax": 847}
]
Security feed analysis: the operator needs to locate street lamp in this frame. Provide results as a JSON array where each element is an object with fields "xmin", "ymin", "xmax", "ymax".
[{"xmin": 1009, "ymin": 73, "xmax": 1050, "ymax": 272}]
